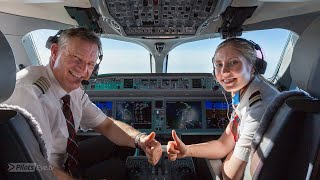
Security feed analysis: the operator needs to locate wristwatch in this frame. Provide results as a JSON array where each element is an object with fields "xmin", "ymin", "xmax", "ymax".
[{"xmin": 134, "ymin": 132, "xmax": 146, "ymax": 149}]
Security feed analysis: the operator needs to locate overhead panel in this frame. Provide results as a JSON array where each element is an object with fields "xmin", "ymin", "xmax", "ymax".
[{"xmin": 104, "ymin": 0, "xmax": 218, "ymax": 36}]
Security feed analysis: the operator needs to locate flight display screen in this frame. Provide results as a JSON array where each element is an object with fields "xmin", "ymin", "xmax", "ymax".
[
  {"xmin": 94, "ymin": 101, "xmax": 113, "ymax": 117},
  {"xmin": 115, "ymin": 101, "xmax": 152, "ymax": 129},
  {"xmin": 166, "ymin": 101, "xmax": 202, "ymax": 129},
  {"xmin": 205, "ymin": 101, "xmax": 231, "ymax": 129}
]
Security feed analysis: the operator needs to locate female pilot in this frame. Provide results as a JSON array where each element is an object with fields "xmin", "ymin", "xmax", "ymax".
[{"xmin": 166, "ymin": 38, "xmax": 279, "ymax": 179}]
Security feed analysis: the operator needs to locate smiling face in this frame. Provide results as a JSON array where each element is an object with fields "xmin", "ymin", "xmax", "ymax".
[
  {"xmin": 50, "ymin": 37, "xmax": 98, "ymax": 93},
  {"xmin": 213, "ymin": 45, "xmax": 254, "ymax": 93}
]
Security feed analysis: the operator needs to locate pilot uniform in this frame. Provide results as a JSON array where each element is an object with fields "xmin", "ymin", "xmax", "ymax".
[
  {"xmin": 232, "ymin": 76, "xmax": 279, "ymax": 162},
  {"xmin": 202, "ymin": 76, "xmax": 279, "ymax": 180},
  {"xmin": 4, "ymin": 64, "xmax": 107, "ymax": 168}
]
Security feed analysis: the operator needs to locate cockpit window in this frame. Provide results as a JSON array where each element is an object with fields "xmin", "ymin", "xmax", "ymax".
[
  {"xmin": 99, "ymin": 39, "xmax": 150, "ymax": 74},
  {"xmin": 167, "ymin": 28, "xmax": 291, "ymax": 79},
  {"xmin": 29, "ymin": 28, "xmax": 291, "ymax": 78},
  {"xmin": 29, "ymin": 29, "xmax": 151, "ymax": 74}
]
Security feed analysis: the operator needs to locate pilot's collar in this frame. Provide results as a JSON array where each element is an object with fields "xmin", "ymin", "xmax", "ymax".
[{"xmin": 45, "ymin": 64, "xmax": 68, "ymax": 100}]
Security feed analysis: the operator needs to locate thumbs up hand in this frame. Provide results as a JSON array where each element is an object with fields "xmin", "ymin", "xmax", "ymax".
[
  {"xmin": 166, "ymin": 130, "xmax": 188, "ymax": 161},
  {"xmin": 140, "ymin": 132, "xmax": 162, "ymax": 165}
]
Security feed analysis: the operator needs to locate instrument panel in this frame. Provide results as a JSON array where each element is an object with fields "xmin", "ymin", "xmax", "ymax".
[
  {"xmin": 85, "ymin": 73, "xmax": 231, "ymax": 135},
  {"xmin": 86, "ymin": 73, "xmax": 220, "ymax": 91}
]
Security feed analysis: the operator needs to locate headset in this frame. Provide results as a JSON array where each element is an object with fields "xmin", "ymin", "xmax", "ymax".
[
  {"xmin": 212, "ymin": 37, "xmax": 267, "ymax": 77},
  {"xmin": 45, "ymin": 28, "xmax": 103, "ymax": 84}
]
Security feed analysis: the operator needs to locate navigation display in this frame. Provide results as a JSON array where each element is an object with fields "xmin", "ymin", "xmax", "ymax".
[
  {"xmin": 94, "ymin": 101, "xmax": 113, "ymax": 117},
  {"xmin": 166, "ymin": 101, "xmax": 202, "ymax": 129},
  {"xmin": 205, "ymin": 101, "xmax": 231, "ymax": 129},
  {"xmin": 115, "ymin": 101, "xmax": 152, "ymax": 129}
]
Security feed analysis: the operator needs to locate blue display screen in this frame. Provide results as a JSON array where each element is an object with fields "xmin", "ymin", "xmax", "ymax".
[
  {"xmin": 205, "ymin": 101, "xmax": 231, "ymax": 129},
  {"xmin": 94, "ymin": 101, "xmax": 113, "ymax": 117},
  {"xmin": 205, "ymin": 101, "xmax": 229, "ymax": 110}
]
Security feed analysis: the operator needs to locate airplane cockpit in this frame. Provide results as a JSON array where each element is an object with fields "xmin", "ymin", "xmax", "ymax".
[{"xmin": 0, "ymin": 0, "xmax": 320, "ymax": 180}]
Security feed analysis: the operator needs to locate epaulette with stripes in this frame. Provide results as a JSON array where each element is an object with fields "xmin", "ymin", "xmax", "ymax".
[
  {"xmin": 249, "ymin": 91, "xmax": 262, "ymax": 107},
  {"xmin": 33, "ymin": 76, "xmax": 50, "ymax": 94}
]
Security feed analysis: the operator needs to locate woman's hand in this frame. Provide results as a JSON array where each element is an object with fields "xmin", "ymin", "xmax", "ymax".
[{"xmin": 166, "ymin": 130, "xmax": 188, "ymax": 161}]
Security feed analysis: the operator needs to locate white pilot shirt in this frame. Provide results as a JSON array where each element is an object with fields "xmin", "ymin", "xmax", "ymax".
[
  {"xmin": 5, "ymin": 65, "xmax": 107, "ymax": 168},
  {"xmin": 232, "ymin": 76, "xmax": 279, "ymax": 162}
]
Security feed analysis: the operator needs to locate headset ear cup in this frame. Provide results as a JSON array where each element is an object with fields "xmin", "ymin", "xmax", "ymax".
[
  {"xmin": 240, "ymin": 38, "xmax": 266, "ymax": 74},
  {"xmin": 90, "ymin": 53, "xmax": 103, "ymax": 78},
  {"xmin": 91, "ymin": 64, "xmax": 100, "ymax": 77},
  {"xmin": 254, "ymin": 58, "xmax": 267, "ymax": 74},
  {"xmin": 45, "ymin": 30, "xmax": 63, "ymax": 49},
  {"xmin": 45, "ymin": 36, "xmax": 56, "ymax": 49}
]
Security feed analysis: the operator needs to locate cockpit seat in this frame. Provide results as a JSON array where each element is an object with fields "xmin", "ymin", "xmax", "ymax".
[
  {"xmin": 0, "ymin": 30, "xmax": 55, "ymax": 179},
  {"xmin": 250, "ymin": 16, "xmax": 320, "ymax": 180}
]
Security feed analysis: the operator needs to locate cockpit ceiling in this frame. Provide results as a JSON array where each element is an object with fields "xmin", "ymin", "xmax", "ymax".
[
  {"xmin": 0, "ymin": 0, "xmax": 320, "ymax": 37},
  {"xmin": 105, "ymin": 0, "xmax": 218, "ymax": 36}
]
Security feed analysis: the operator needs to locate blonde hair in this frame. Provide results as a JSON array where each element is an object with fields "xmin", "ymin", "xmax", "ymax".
[
  {"xmin": 213, "ymin": 38, "xmax": 276, "ymax": 87},
  {"xmin": 213, "ymin": 38, "xmax": 257, "ymax": 65}
]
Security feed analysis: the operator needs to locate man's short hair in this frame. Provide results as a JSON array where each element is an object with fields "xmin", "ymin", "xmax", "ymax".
[{"xmin": 58, "ymin": 27, "xmax": 102, "ymax": 53}]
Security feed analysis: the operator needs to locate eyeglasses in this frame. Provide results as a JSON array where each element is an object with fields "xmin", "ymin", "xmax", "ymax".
[{"xmin": 65, "ymin": 49, "xmax": 96, "ymax": 70}]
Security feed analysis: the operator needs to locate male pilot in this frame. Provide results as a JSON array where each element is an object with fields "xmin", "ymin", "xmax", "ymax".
[{"xmin": 5, "ymin": 27, "xmax": 162, "ymax": 179}]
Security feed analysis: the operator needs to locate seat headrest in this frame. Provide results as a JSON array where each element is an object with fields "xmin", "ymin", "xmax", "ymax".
[
  {"xmin": 290, "ymin": 16, "xmax": 320, "ymax": 99},
  {"xmin": 0, "ymin": 30, "xmax": 16, "ymax": 103}
]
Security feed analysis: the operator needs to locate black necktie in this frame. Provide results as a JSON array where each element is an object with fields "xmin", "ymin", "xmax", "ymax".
[{"xmin": 61, "ymin": 94, "xmax": 79, "ymax": 177}]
